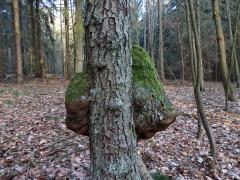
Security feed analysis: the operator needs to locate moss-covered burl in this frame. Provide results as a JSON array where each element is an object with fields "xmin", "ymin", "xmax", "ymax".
[{"xmin": 65, "ymin": 46, "xmax": 178, "ymax": 140}]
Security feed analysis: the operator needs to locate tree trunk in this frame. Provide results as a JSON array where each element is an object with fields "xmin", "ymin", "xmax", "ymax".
[
  {"xmin": 185, "ymin": 0, "xmax": 203, "ymax": 139},
  {"xmin": 195, "ymin": 0, "xmax": 204, "ymax": 90},
  {"xmin": 177, "ymin": 19, "xmax": 184, "ymax": 81},
  {"xmin": 36, "ymin": 0, "xmax": 46, "ymax": 80},
  {"xmin": 226, "ymin": 0, "xmax": 240, "ymax": 88},
  {"xmin": 74, "ymin": 0, "xmax": 84, "ymax": 73},
  {"xmin": 60, "ymin": 0, "xmax": 65, "ymax": 75},
  {"xmin": 225, "ymin": 0, "xmax": 240, "ymax": 110},
  {"xmin": 64, "ymin": 0, "xmax": 71, "ymax": 80},
  {"xmin": 70, "ymin": 0, "xmax": 77, "ymax": 72},
  {"xmin": 27, "ymin": 0, "xmax": 34, "ymax": 76},
  {"xmin": 196, "ymin": 0, "xmax": 201, "ymax": 41},
  {"xmin": 85, "ymin": 0, "xmax": 144, "ymax": 179},
  {"xmin": 212, "ymin": 0, "xmax": 234, "ymax": 101},
  {"xmin": 13, "ymin": 0, "xmax": 23, "ymax": 83},
  {"xmin": 157, "ymin": 0, "xmax": 165, "ymax": 82},
  {"xmin": 185, "ymin": 0, "xmax": 195, "ymax": 82},
  {"xmin": 146, "ymin": 0, "xmax": 153, "ymax": 59},
  {"xmin": 188, "ymin": 0, "xmax": 216, "ymax": 171}
]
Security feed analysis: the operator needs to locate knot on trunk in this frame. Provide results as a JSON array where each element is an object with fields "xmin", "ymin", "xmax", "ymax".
[{"xmin": 65, "ymin": 46, "xmax": 178, "ymax": 140}]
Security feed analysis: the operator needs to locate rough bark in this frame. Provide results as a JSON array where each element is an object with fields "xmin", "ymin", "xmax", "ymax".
[
  {"xmin": 212, "ymin": 0, "xmax": 234, "ymax": 101},
  {"xmin": 74, "ymin": 0, "xmax": 84, "ymax": 73},
  {"xmin": 13, "ymin": 0, "xmax": 23, "ymax": 83},
  {"xmin": 157, "ymin": 0, "xmax": 165, "ymax": 82},
  {"xmin": 85, "ymin": 1, "xmax": 142, "ymax": 179}
]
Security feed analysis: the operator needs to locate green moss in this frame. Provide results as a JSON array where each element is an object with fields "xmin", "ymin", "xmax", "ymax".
[
  {"xmin": 131, "ymin": 46, "xmax": 172, "ymax": 111},
  {"xmin": 65, "ymin": 46, "xmax": 172, "ymax": 111},
  {"xmin": 151, "ymin": 171, "xmax": 173, "ymax": 180},
  {"xmin": 65, "ymin": 72, "xmax": 90, "ymax": 102}
]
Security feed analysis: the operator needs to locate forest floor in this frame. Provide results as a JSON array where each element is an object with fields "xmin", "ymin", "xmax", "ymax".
[{"xmin": 0, "ymin": 79, "xmax": 239, "ymax": 179}]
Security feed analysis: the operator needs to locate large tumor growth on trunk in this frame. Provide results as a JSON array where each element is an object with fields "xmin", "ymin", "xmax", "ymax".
[{"xmin": 65, "ymin": 46, "xmax": 178, "ymax": 140}]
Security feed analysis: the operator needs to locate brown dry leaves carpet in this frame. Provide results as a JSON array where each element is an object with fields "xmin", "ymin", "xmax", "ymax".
[{"xmin": 0, "ymin": 79, "xmax": 239, "ymax": 179}]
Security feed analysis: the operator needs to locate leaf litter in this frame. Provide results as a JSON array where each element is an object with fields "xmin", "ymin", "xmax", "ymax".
[{"xmin": 0, "ymin": 80, "xmax": 239, "ymax": 179}]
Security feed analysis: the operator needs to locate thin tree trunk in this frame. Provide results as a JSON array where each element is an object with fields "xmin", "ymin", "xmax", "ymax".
[
  {"xmin": 226, "ymin": 0, "xmax": 240, "ymax": 88},
  {"xmin": 225, "ymin": 0, "xmax": 240, "ymax": 110},
  {"xmin": 144, "ymin": 15, "xmax": 146, "ymax": 49},
  {"xmin": 188, "ymin": 0, "xmax": 216, "ymax": 172},
  {"xmin": 28, "ymin": 0, "xmax": 34, "ymax": 76},
  {"xmin": 157, "ymin": 0, "xmax": 165, "ymax": 82},
  {"xmin": 177, "ymin": 19, "xmax": 184, "ymax": 81},
  {"xmin": 70, "ymin": 0, "xmax": 77, "ymax": 72},
  {"xmin": 85, "ymin": 0, "xmax": 149, "ymax": 179},
  {"xmin": 36, "ymin": 0, "xmax": 46, "ymax": 80},
  {"xmin": 64, "ymin": 0, "xmax": 71, "ymax": 80},
  {"xmin": 196, "ymin": 0, "xmax": 201, "ymax": 41},
  {"xmin": 185, "ymin": 0, "xmax": 196, "ymax": 83},
  {"xmin": 192, "ymin": 35, "xmax": 198, "ymax": 82},
  {"xmin": 212, "ymin": 0, "xmax": 234, "ymax": 101},
  {"xmin": 130, "ymin": 1, "xmax": 139, "ymax": 45},
  {"xmin": 60, "ymin": 0, "xmax": 65, "ymax": 75},
  {"xmin": 146, "ymin": 0, "xmax": 153, "ymax": 58},
  {"xmin": 13, "ymin": 0, "xmax": 23, "ymax": 83},
  {"xmin": 195, "ymin": 0, "xmax": 204, "ymax": 90},
  {"xmin": 74, "ymin": 0, "xmax": 84, "ymax": 73},
  {"xmin": 185, "ymin": 0, "xmax": 202, "ymax": 140}
]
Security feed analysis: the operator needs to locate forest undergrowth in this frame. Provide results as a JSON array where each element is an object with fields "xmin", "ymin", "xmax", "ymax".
[{"xmin": 0, "ymin": 79, "xmax": 239, "ymax": 179}]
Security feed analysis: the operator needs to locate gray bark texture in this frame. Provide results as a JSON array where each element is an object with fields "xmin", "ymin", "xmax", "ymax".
[{"xmin": 85, "ymin": 0, "xmax": 141, "ymax": 179}]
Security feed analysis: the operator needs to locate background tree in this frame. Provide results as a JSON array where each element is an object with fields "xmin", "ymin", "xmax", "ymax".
[
  {"xmin": 188, "ymin": 0, "xmax": 216, "ymax": 172},
  {"xmin": 64, "ymin": 0, "xmax": 71, "ymax": 80},
  {"xmin": 146, "ymin": 0, "xmax": 154, "ymax": 59},
  {"xmin": 225, "ymin": 0, "xmax": 240, "ymax": 88},
  {"xmin": 12, "ymin": 0, "xmax": 23, "ymax": 83},
  {"xmin": 74, "ymin": 0, "xmax": 84, "ymax": 73},
  {"xmin": 212, "ymin": 0, "xmax": 234, "ymax": 101},
  {"xmin": 156, "ymin": 0, "xmax": 165, "ymax": 82}
]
